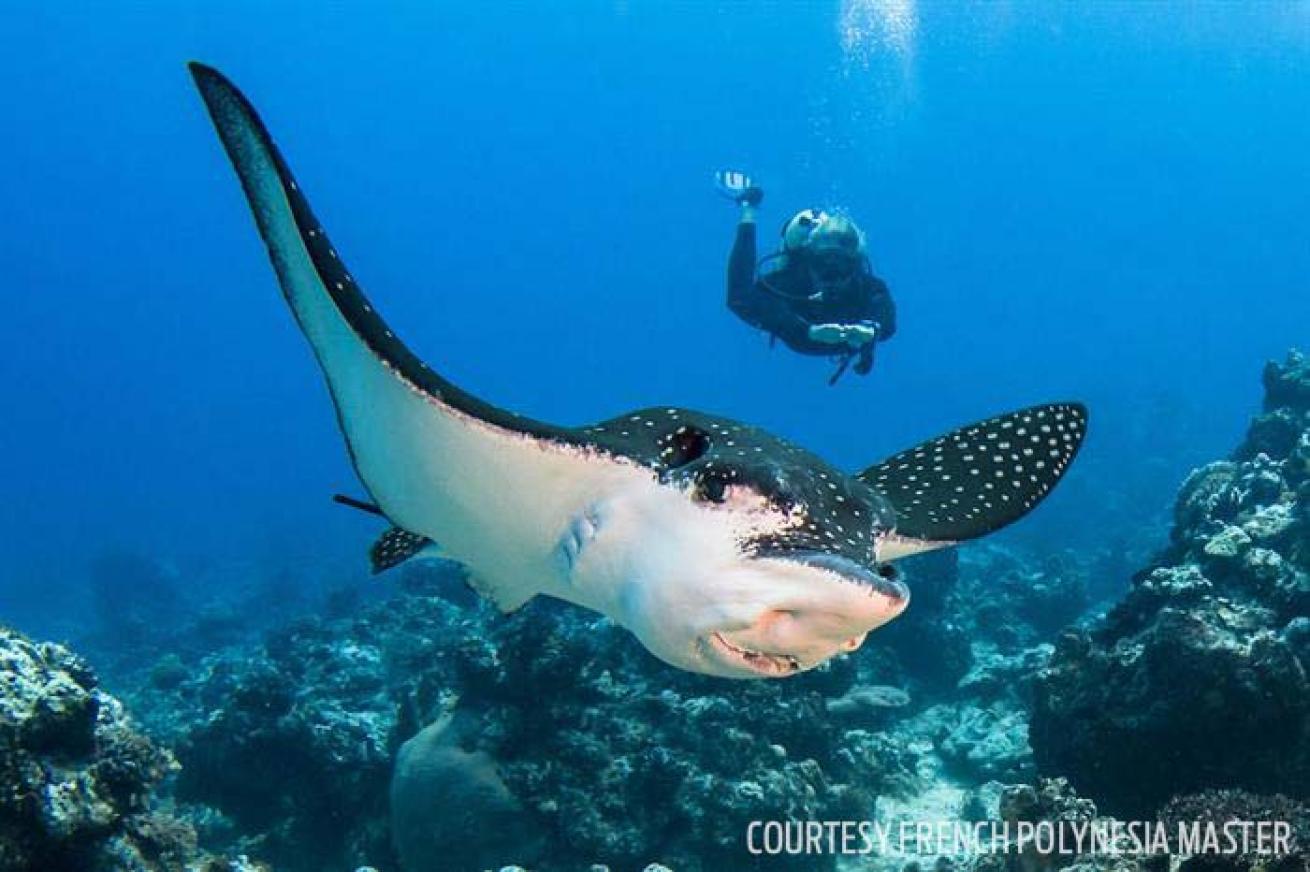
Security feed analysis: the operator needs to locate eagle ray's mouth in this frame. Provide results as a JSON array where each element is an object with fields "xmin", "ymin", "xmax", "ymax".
[{"xmin": 709, "ymin": 631, "xmax": 801, "ymax": 676}]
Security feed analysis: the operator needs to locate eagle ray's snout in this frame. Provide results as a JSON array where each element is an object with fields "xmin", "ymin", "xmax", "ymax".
[{"xmin": 766, "ymin": 549, "xmax": 910, "ymax": 606}]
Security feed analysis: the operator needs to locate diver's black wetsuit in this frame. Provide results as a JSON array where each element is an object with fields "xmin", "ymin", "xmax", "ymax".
[{"xmin": 726, "ymin": 221, "xmax": 896, "ymax": 359}]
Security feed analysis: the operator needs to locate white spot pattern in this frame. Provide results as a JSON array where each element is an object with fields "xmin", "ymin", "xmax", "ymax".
[{"xmin": 863, "ymin": 403, "xmax": 1087, "ymax": 540}]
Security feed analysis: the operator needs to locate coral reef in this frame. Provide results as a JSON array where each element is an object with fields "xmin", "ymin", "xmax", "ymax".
[
  {"xmin": 955, "ymin": 548, "xmax": 1090, "ymax": 652},
  {"xmin": 1157, "ymin": 789, "xmax": 1309, "ymax": 870},
  {"xmin": 873, "ymin": 540, "xmax": 1097, "ymax": 797},
  {"xmin": 124, "ymin": 566, "xmax": 926, "ymax": 871},
  {"xmin": 1031, "ymin": 351, "xmax": 1310, "ymax": 816},
  {"xmin": 0, "ymin": 625, "xmax": 235, "ymax": 872},
  {"xmin": 879, "ymin": 550, "xmax": 973, "ymax": 690},
  {"xmin": 973, "ymin": 778, "xmax": 1136, "ymax": 872},
  {"xmin": 136, "ymin": 611, "xmax": 402, "ymax": 870}
]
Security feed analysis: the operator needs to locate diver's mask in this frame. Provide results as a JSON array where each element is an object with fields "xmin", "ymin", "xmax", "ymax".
[
  {"xmin": 782, "ymin": 210, "xmax": 866, "ymax": 255},
  {"xmin": 781, "ymin": 208, "xmax": 830, "ymax": 252},
  {"xmin": 780, "ymin": 209, "xmax": 867, "ymax": 291}
]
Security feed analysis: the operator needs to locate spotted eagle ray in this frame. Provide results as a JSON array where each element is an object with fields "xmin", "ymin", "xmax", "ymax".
[{"xmin": 190, "ymin": 63, "xmax": 1087, "ymax": 679}]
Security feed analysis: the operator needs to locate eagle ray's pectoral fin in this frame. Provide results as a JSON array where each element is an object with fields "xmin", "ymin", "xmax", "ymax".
[
  {"xmin": 863, "ymin": 403, "xmax": 1087, "ymax": 560},
  {"xmin": 189, "ymin": 63, "xmax": 580, "ymax": 541}
]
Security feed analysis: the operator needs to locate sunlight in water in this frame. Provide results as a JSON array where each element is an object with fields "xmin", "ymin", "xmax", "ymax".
[
  {"xmin": 805, "ymin": 0, "xmax": 919, "ymax": 188},
  {"xmin": 838, "ymin": 0, "xmax": 918, "ymax": 67}
]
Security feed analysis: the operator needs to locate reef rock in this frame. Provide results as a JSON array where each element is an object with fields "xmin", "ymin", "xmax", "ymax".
[
  {"xmin": 0, "ymin": 624, "xmax": 230, "ymax": 872},
  {"xmin": 939, "ymin": 704, "xmax": 1035, "ymax": 783},
  {"xmin": 965, "ymin": 778, "xmax": 1141, "ymax": 872},
  {"xmin": 826, "ymin": 684, "xmax": 911, "ymax": 719},
  {"xmin": 390, "ymin": 711, "xmax": 547, "ymax": 871},
  {"xmin": 1157, "ymin": 789, "xmax": 1309, "ymax": 871},
  {"xmin": 1031, "ymin": 351, "xmax": 1310, "ymax": 816},
  {"xmin": 152, "ymin": 614, "xmax": 403, "ymax": 870}
]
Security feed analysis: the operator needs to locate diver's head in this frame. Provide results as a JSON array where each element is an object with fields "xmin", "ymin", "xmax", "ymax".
[{"xmin": 781, "ymin": 209, "xmax": 867, "ymax": 280}]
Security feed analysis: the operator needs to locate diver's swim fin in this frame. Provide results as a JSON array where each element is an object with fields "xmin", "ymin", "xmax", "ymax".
[{"xmin": 861, "ymin": 403, "xmax": 1086, "ymax": 559}]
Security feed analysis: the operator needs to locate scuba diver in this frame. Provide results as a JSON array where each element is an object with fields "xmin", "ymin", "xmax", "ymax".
[{"xmin": 716, "ymin": 170, "xmax": 896, "ymax": 384}]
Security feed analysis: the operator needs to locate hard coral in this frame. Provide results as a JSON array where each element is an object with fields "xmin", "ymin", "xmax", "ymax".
[
  {"xmin": 0, "ymin": 625, "xmax": 211, "ymax": 871},
  {"xmin": 1032, "ymin": 352, "xmax": 1310, "ymax": 816}
]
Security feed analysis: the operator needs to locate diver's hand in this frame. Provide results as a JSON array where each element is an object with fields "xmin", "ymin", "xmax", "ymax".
[
  {"xmin": 843, "ymin": 323, "xmax": 878, "ymax": 348},
  {"xmin": 714, "ymin": 169, "xmax": 763, "ymax": 207},
  {"xmin": 808, "ymin": 323, "xmax": 848, "ymax": 345}
]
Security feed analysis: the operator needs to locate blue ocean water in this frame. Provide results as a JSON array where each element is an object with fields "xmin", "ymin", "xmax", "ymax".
[{"xmin": 1, "ymin": 3, "xmax": 1307, "ymax": 638}]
